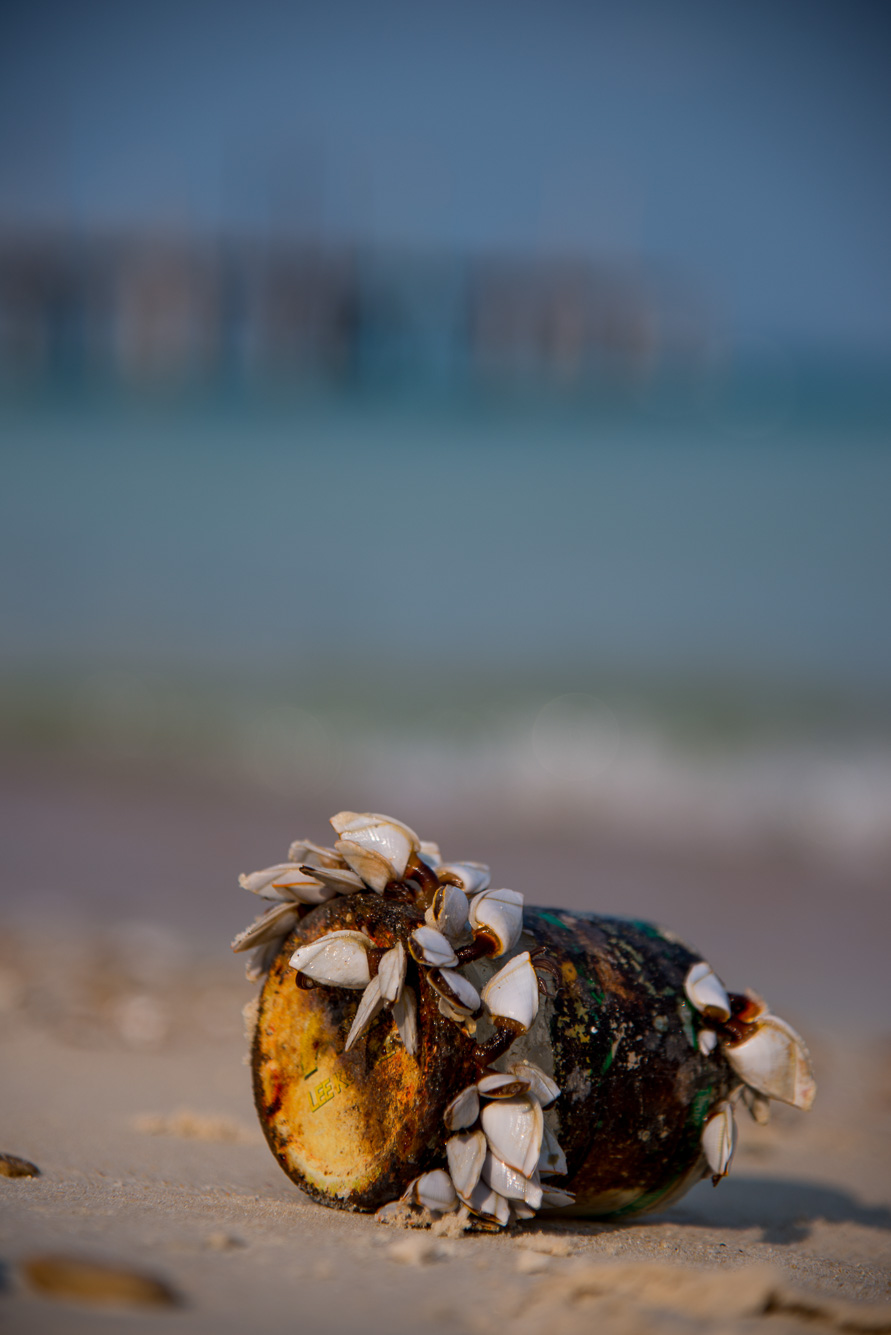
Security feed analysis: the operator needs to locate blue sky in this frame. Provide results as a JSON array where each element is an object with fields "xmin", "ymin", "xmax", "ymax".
[{"xmin": 1, "ymin": 0, "xmax": 890, "ymax": 352}]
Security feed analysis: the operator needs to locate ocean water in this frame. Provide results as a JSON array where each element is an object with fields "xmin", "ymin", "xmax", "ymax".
[
  {"xmin": 2, "ymin": 382, "xmax": 890, "ymax": 861},
  {"xmin": 3, "ymin": 383, "xmax": 890, "ymax": 680}
]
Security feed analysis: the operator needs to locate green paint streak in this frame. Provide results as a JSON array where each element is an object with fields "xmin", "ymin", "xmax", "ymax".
[
  {"xmin": 536, "ymin": 910, "xmax": 571, "ymax": 931},
  {"xmin": 601, "ymin": 1035, "xmax": 622, "ymax": 1073},
  {"xmin": 626, "ymin": 919, "xmax": 664, "ymax": 939},
  {"xmin": 612, "ymin": 1183, "xmax": 676, "ymax": 1217},
  {"xmin": 688, "ymin": 1086, "xmax": 714, "ymax": 1129},
  {"xmin": 678, "ymin": 998, "xmax": 697, "ymax": 1049}
]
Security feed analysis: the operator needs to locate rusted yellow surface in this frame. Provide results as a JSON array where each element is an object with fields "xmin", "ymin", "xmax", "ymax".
[{"xmin": 257, "ymin": 978, "xmax": 423, "ymax": 1202}]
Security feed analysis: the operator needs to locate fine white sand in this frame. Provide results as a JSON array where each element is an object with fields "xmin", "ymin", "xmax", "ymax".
[{"xmin": 1, "ymin": 757, "xmax": 889, "ymax": 1332}]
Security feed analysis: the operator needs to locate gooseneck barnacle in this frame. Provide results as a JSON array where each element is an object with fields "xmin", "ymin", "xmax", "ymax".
[
  {"xmin": 682, "ymin": 957, "xmax": 815, "ymax": 1183},
  {"xmin": 234, "ymin": 809, "xmax": 816, "ymax": 1225}
]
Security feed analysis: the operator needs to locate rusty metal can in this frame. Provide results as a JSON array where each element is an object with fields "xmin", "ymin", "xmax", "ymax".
[
  {"xmin": 252, "ymin": 898, "xmax": 733, "ymax": 1217},
  {"xmin": 238, "ymin": 812, "xmax": 815, "ymax": 1227}
]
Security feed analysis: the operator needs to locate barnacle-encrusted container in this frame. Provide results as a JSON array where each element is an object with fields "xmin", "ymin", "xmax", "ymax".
[{"xmin": 252, "ymin": 896, "xmax": 735, "ymax": 1217}]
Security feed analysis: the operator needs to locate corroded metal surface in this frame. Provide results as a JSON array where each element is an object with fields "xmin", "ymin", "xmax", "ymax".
[
  {"xmin": 523, "ymin": 910, "xmax": 736, "ymax": 1216},
  {"xmin": 252, "ymin": 896, "xmax": 478, "ymax": 1212},
  {"xmin": 253, "ymin": 900, "xmax": 736, "ymax": 1216}
]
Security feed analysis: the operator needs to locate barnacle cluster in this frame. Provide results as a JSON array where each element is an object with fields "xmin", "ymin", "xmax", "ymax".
[
  {"xmin": 683, "ymin": 963, "xmax": 816, "ymax": 1181},
  {"xmin": 400, "ymin": 1064, "xmax": 574, "ymax": 1226},
  {"xmin": 234, "ymin": 809, "xmax": 816, "ymax": 1226},
  {"xmin": 234, "ymin": 810, "xmax": 572, "ymax": 1226}
]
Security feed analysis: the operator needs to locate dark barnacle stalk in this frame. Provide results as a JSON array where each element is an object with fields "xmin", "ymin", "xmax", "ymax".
[
  {"xmin": 470, "ymin": 1022, "xmax": 524, "ymax": 1071},
  {"xmin": 469, "ymin": 950, "xmax": 560, "ymax": 1070}
]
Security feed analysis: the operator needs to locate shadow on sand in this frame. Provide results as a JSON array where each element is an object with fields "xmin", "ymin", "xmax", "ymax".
[
  {"xmin": 658, "ymin": 1177, "xmax": 891, "ymax": 1244},
  {"xmin": 675, "ymin": 1180, "xmax": 891, "ymax": 1238},
  {"xmin": 540, "ymin": 1178, "xmax": 891, "ymax": 1247}
]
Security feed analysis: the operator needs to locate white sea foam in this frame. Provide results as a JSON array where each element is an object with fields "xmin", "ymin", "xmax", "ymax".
[{"xmin": 340, "ymin": 717, "xmax": 891, "ymax": 868}]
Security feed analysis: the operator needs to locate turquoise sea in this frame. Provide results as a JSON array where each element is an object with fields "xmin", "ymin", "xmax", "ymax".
[{"xmin": 2, "ymin": 375, "xmax": 890, "ymax": 862}]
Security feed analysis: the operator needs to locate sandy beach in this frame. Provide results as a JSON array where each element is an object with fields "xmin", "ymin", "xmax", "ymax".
[{"xmin": 1, "ymin": 754, "xmax": 890, "ymax": 1333}]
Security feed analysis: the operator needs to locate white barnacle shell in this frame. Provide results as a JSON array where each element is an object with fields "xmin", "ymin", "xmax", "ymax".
[
  {"xmin": 723, "ymin": 1014, "xmax": 816, "ymax": 1110},
  {"xmin": 480, "ymin": 1094, "xmax": 543, "ymax": 1178},
  {"xmin": 698, "ymin": 1029, "xmax": 719, "ymax": 1056},
  {"xmin": 446, "ymin": 1130, "xmax": 487, "ymax": 1198},
  {"xmin": 508, "ymin": 1059, "xmax": 560, "ymax": 1107},
  {"xmin": 468, "ymin": 887, "xmax": 524, "ymax": 957},
  {"xmin": 377, "ymin": 941, "xmax": 406, "ymax": 1003},
  {"xmin": 481, "ymin": 1151, "xmax": 543, "ymax": 1209},
  {"xmin": 539, "ymin": 1186, "xmax": 575, "ymax": 1208},
  {"xmin": 330, "ymin": 810, "xmax": 419, "ymax": 846},
  {"xmin": 345, "ymin": 974, "xmax": 384, "ymax": 1051},
  {"xmin": 245, "ymin": 936, "xmax": 286, "ymax": 982},
  {"xmin": 460, "ymin": 1178, "xmax": 511, "ymax": 1226},
  {"xmin": 288, "ymin": 930, "xmax": 372, "ymax": 988},
  {"xmin": 444, "ymin": 1084, "xmax": 480, "ymax": 1131},
  {"xmin": 684, "ymin": 962, "xmax": 731, "ymax": 1022},
  {"xmin": 392, "ymin": 985, "xmax": 418, "ymax": 1056},
  {"xmin": 740, "ymin": 1086, "xmax": 771, "ymax": 1124},
  {"xmin": 436, "ymin": 862, "xmax": 491, "ymax": 896},
  {"xmin": 238, "ymin": 864, "xmax": 334, "ymax": 905},
  {"xmin": 409, "ymin": 926, "xmax": 458, "ymax": 969},
  {"xmin": 331, "ymin": 811, "xmax": 419, "ymax": 892},
  {"xmin": 538, "ymin": 1123, "xmax": 568, "ymax": 1177},
  {"xmin": 437, "ymin": 996, "xmax": 475, "ymax": 1027},
  {"xmin": 231, "ymin": 901, "xmax": 300, "ymax": 953},
  {"xmin": 702, "ymin": 1100, "xmax": 737, "ymax": 1178},
  {"xmin": 476, "ymin": 1071, "xmax": 531, "ymax": 1099},
  {"xmin": 427, "ymin": 884, "xmax": 470, "ymax": 940},
  {"xmin": 418, "ymin": 840, "xmax": 442, "ymax": 869},
  {"xmin": 299, "ymin": 864, "xmax": 367, "ymax": 896},
  {"xmin": 401, "ymin": 1169, "xmax": 458, "ymax": 1214},
  {"xmin": 481, "ymin": 952, "xmax": 540, "ymax": 1031},
  {"xmin": 511, "ymin": 1202, "xmax": 537, "ymax": 1221},
  {"xmin": 333, "ymin": 841, "xmax": 399, "ymax": 891},
  {"xmin": 288, "ymin": 839, "xmax": 345, "ymax": 869},
  {"xmin": 427, "ymin": 968, "xmax": 480, "ymax": 1016}
]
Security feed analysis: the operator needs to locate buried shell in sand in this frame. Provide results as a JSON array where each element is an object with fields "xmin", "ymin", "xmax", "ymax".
[{"xmin": 234, "ymin": 810, "xmax": 815, "ymax": 1229}]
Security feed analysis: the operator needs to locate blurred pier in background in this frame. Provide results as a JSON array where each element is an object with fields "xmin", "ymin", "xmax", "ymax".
[{"xmin": 0, "ymin": 227, "xmax": 707, "ymax": 394}]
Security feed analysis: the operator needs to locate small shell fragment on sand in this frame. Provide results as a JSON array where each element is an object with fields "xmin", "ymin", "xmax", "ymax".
[
  {"xmin": 0, "ymin": 1152, "xmax": 40, "ymax": 1179},
  {"xmin": 206, "ymin": 1232, "xmax": 246, "ymax": 1251},
  {"xmin": 22, "ymin": 1255, "xmax": 178, "ymax": 1307},
  {"xmin": 386, "ymin": 1235, "xmax": 443, "ymax": 1266},
  {"xmin": 516, "ymin": 1233, "xmax": 574, "ymax": 1257}
]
